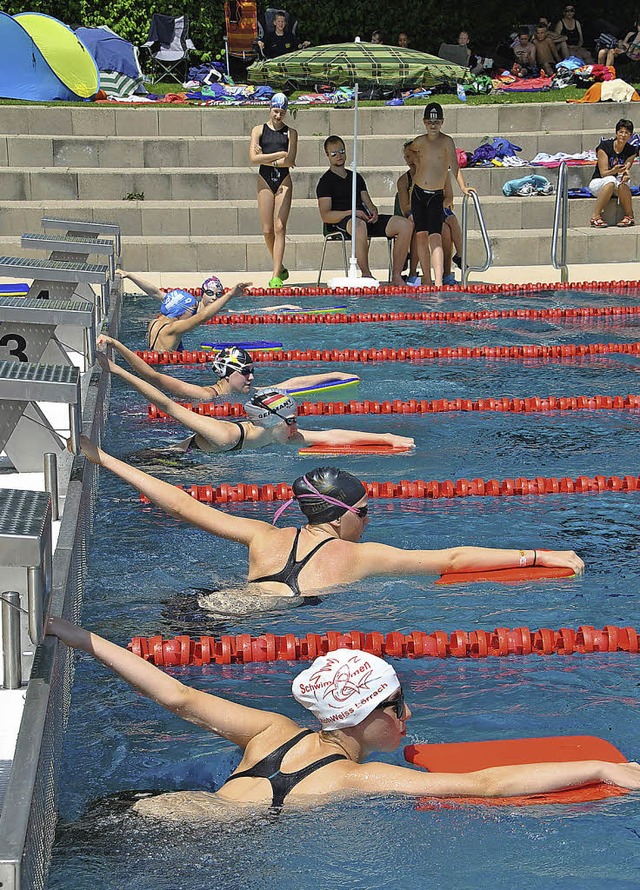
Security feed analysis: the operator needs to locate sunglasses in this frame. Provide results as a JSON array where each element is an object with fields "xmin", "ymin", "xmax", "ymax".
[
  {"xmin": 374, "ymin": 687, "xmax": 405, "ymax": 720},
  {"xmin": 329, "ymin": 149, "xmax": 346, "ymax": 156}
]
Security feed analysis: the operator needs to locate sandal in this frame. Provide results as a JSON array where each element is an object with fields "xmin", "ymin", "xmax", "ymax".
[
  {"xmin": 617, "ymin": 216, "xmax": 635, "ymax": 227},
  {"xmin": 590, "ymin": 216, "xmax": 608, "ymax": 228}
]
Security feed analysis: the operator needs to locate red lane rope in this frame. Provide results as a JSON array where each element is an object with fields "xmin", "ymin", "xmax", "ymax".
[
  {"xmin": 134, "ymin": 340, "xmax": 640, "ymax": 367},
  {"xmin": 162, "ymin": 279, "xmax": 640, "ymax": 298},
  {"xmin": 204, "ymin": 304, "xmax": 640, "ymax": 326},
  {"xmin": 147, "ymin": 392, "xmax": 640, "ymax": 421},
  {"xmin": 139, "ymin": 472, "xmax": 640, "ymax": 505},
  {"xmin": 128, "ymin": 625, "xmax": 640, "ymax": 666}
]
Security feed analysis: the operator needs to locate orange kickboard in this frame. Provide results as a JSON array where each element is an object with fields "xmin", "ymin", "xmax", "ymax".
[
  {"xmin": 298, "ymin": 443, "xmax": 412, "ymax": 455},
  {"xmin": 436, "ymin": 566, "xmax": 576, "ymax": 585},
  {"xmin": 405, "ymin": 735, "xmax": 628, "ymax": 807}
]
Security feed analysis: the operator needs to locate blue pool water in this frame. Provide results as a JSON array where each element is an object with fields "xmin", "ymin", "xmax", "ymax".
[{"xmin": 48, "ymin": 289, "xmax": 640, "ymax": 889}]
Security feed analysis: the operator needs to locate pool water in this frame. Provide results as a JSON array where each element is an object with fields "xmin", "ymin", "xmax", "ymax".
[{"xmin": 47, "ymin": 289, "xmax": 640, "ymax": 890}]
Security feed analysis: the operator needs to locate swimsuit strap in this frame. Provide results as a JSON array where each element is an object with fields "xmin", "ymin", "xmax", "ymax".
[
  {"xmin": 148, "ymin": 317, "xmax": 172, "ymax": 351},
  {"xmin": 249, "ymin": 529, "xmax": 334, "ymax": 596},
  {"xmin": 223, "ymin": 729, "xmax": 348, "ymax": 809},
  {"xmin": 224, "ymin": 420, "xmax": 246, "ymax": 453}
]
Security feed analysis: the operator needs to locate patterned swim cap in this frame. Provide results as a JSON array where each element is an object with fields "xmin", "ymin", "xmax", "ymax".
[
  {"xmin": 270, "ymin": 92, "xmax": 289, "ymax": 110},
  {"xmin": 201, "ymin": 276, "xmax": 224, "ymax": 298},
  {"xmin": 244, "ymin": 387, "xmax": 296, "ymax": 427},
  {"xmin": 212, "ymin": 346, "xmax": 253, "ymax": 378},
  {"xmin": 160, "ymin": 289, "xmax": 198, "ymax": 318}
]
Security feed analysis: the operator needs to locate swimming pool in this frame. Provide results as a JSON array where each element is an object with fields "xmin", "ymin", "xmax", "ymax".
[{"xmin": 47, "ymin": 288, "xmax": 640, "ymax": 889}]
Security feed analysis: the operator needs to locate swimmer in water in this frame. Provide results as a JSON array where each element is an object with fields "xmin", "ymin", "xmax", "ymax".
[
  {"xmin": 45, "ymin": 623, "xmax": 640, "ymax": 820},
  {"xmin": 116, "ymin": 270, "xmax": 251, "ymax": 353},
  {"xmin": 73, "ymin": 437, "xmax": 584, "ymax": 603},
  {"xmin": 97, "ymin": 354, "xmax": 409, "ymax": 454},
  {"xmin": 97, "ymin": 337, "xmax": 360, "ymax": 402}
]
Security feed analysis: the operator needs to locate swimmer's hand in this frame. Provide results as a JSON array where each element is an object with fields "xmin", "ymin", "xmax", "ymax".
[
  {"xmin": 229, "ymin": 282, "xmax": 252, "ymax": 298},
  {"xmin": 115, "ymin": 268, "xmax": 129, "ymax": 280},
  {"xmin": 536, "ymin": 549, "xmax": 585, "ymax": 575},
  {"xmin": 462, "ymin": 186, "xmax": 477, "ymax": 196},
  {"xmin": 384, "ymin": 434, "xmax": 415, "ymax": 449},
  {"xmin": 68, "ymin": 434, "xmax": 102, "ymax": 466},
  {"xmin": 96, "ymin": 334, "xmax": 113, "ymax": 351},
  {"xmin": 600, "ymin": 761, "xmax": 640, "ymax": 790}
]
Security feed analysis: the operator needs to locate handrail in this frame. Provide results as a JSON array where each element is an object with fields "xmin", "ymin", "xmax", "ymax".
[
  {"xmin": 460, "ymin": 191, "xmax": 493, "ymax": 286},
  {"xmin": 551, "ymin": 160, "xmax": 569, "ymax": 282}
]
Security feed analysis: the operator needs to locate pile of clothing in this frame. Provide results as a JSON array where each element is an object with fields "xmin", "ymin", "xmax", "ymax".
[
  {"xmin": 458, "ymin": 136, "xmax": 529, "ymax": 168},
  {"xmin": 502, "ymin": 174, "xmax": 554, "ymax": 196}
]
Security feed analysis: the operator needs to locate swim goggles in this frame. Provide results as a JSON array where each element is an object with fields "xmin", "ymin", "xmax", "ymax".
[
  {"xmin": 374, "ymin": 687, "xmax": 405, "ymax": 720},
  {"xmin": 260, "ymin": 399, "xmax": 297, "ymax": 425}
]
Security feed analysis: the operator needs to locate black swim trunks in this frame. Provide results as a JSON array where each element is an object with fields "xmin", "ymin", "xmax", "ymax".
[
  {"xmin": 411, "ymin": 184, "xmax": 445, "ymax": 235},
  {"xmin": 327, "ymin": 213, "xmax": 393, "ymax": 239}
]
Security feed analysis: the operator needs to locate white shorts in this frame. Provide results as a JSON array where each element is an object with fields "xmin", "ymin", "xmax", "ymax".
[{"xmin": 589, "ymin": 175, "xmax": 621, "ymax": 196}]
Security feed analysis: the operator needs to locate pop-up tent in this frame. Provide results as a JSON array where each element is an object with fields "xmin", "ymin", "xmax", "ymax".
[
  {"xmin": 75, "ymin": 25, "xmax": 145, "ymax": 97},
  {"xmin": 0, "ymin": 12, "xmax": 99, "ymax": 100}
]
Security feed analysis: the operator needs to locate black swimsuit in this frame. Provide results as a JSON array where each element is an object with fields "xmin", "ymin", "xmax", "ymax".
[
  {"xmin": 185, "ymin": 420, "xmax": 246, "ymax": 453},
  {"xmin": 258, "ymin": 123, "xmax": 291, "ymax": 194},
  {"xmin": 148, "ymin": 317, "xmax": 184, "ymax": 353},
  {"xmin": 411, "ymin": 183, "xmax": 445, "ymax": 235},
  {"xmin": 222, "ymin": 729, "xmax": 347, "ymax": 809},
  {"xmin": 250, "ymin": 528, "xmax": 333, "ymax": 596}
]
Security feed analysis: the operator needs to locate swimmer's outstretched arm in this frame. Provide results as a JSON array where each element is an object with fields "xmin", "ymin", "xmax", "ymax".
[
  {"xmin": 116, "ymin": 269, "xmax": 163, "ymax": 300},
  {"xmin": 75, "ymin": 435, "xmax": 267, "ymax": 546},
  {"xmin": 345, "ymin": 759, "xmax": 640, "ymax": 798},
  {"xmin": 47, "ymin": 618, "xmax": 297, "ymax": 748},
  {"xmin": 97, "ymin": 335, "xmax": 209, "ymax": 401},
  {"xmin": 97, "ymin": 355, "xmax": 240, "ymax": 451},
  {"xmin": 299, "ymin": 428, "xmax": 415, "ymax": 450},
  {"xmin": 276, "ymin": 371, "xmax": 361, "ymax": 390},
  {"xmin": 169, "ymin": 283, "xmax": 252, "ymax": 337},
  {"xmin": 349, "ymin": 543, "xmax": 584, "ymax": 579}
]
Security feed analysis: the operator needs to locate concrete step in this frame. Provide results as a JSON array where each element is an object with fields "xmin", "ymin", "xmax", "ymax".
[
  {"xmin": 0, "ymin": 101, "xmax": 635, "ymax": 138},
  {"xmin": 0, "ymin": 227, "xmax": 633, "ymax": 273},
  {"xmin": 0, "ymin": 163, "xmax": 596, "ymax": 201},
  {"xmin": 0, "ymin": 195, "xmax": 617, "ymax": 238},
  {"xmin": 0, "ymin": 132, "xmax": 608, "ymax": 168}
]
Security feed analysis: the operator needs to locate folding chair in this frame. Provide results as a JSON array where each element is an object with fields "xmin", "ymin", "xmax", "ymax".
[
  {"xmin": 317, "ymin": 224, "xmax": 393, "ymax": 286},
  {"xmin": 141, "ymin": 14, "xmax": 196, "ymax": 84},
  {"xmin": 224, "ymin": 0, "xmax": 259, "ymax": 75}
]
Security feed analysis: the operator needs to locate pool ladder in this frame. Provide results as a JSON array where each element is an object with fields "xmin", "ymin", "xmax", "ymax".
[
  {"xmin": 551, "ymin": 161, "xmax": 569, "ymax": 283},
  {"xmin": 460, "ymin": 191, "xmax": 493, "ymax": 286}
]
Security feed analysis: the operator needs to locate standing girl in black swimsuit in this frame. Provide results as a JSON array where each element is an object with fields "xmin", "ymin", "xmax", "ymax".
[{"xmin": 249, "ymin": 93, "xmax": 298, "ymax": 289}]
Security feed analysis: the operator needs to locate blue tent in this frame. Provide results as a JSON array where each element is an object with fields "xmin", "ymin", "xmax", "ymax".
[
  {"xmin": 75, "ymin": 26, "xmax": 143, "ymax": 81},
  {"xmin": 0, "ymin": 12, "xmax": 99, "ymax": 101}
]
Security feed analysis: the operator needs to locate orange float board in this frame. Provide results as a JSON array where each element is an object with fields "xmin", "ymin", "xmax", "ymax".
[
  {"xmin": 405, "ymin": 735, "xmax": 628, "ymax": 806},
  {"xmin": 298, "ymin": 443, "xmax": 412, "ymax": 455},
  {"xmin": 436, "ymin": 566, "xmax": 576, "ymax": 585}
]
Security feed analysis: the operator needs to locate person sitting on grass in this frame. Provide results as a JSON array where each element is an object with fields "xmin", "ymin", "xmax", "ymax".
[
  {"xmin": 97, "ymin": 353, "xmax": 412, "ymax": 455},
  {"xmin": 117, "ymin": 269, "xmax": 250, "ymax": 353},
  {"xmin": 98, "ymin": 336, "xmax": 360, "ymax": 403},
  {"xmin": 589, "ymin": 118, "xmax": 638, "ymax": 229},
  {"xmin": 46, "ymin": 621, "xmax": 640, "ymax": 821}
]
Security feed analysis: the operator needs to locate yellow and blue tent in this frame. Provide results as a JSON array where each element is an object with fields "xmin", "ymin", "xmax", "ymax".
[{"xmin": 0, "ymin": 12, "xmax": 99, "ymax": 101}]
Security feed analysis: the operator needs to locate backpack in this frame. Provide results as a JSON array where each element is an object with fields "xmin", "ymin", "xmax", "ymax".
[{"xmin": 467, "ymin": 74, "xmax": 493, "ymax": 94}]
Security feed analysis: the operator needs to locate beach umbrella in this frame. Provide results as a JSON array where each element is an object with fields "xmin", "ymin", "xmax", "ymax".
[{"xmin": 249, "ymin": 40, "xmax": 473, "ymax": 287}]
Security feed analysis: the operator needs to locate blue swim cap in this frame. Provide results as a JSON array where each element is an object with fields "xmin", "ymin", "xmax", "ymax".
[
  {"xmin": 160, "ymin": 289, "xmax": 198, "ymax": 318},
  {"xmin": 271, "ymin": 92, "xmax": 289, "ymax": 110}
]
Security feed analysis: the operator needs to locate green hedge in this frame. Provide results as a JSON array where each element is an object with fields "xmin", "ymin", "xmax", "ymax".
[{"xmin": 2, "ymin": 2, "xmax": 622, "ymax": 61}]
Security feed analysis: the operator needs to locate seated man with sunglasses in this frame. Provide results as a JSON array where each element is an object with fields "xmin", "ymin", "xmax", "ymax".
[
  {"xmin": 116, "ymin": 268, "xmax": 251, "ymax": 354},
  {"xmin": 97, "ymin": 337, "xmax": 359, "ymax": 403},
  {"xmin": 96, "ymin": 353, "xmax": 414, "ymax": 455},
  {"xmin": 48, "ymin": 627, "xmax": 637, "ymax": 820},
  {"xmin": 316, "ymin": 135, "xmax": 412, "ymax": 286}
]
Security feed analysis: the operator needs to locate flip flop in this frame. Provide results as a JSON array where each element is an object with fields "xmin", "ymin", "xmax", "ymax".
[
  {"xmin": 617, "ymin": 216, "xmax": 635, "ymax": 227},
  {"xmin": 590, "ymin": 216, "xmax": 608, "ymax": 228}
]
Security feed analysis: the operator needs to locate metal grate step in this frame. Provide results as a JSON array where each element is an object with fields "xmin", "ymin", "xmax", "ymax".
[
  {"xmin": 0, "ymin": 361, "xmax": 79, "ymax": 401},
  {"xmin": 0, "ymin": 489, "xmax": 51, "ymax": 565},
  {"xmin": 0, "ymin": 256, "xmax": 108, "ymax": 283},
  {"xmin": 0, "ymin": 296, "xmax": 93, "ymax": 325}
]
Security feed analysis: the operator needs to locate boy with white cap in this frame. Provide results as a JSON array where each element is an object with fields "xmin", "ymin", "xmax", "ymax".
[{"xmin": 47, "ymin": 618, "xmax": 640, "ymax": 818}]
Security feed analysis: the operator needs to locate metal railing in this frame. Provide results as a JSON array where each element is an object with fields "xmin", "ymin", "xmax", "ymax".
[
  {"xmin": 551, "ymin": 161, "xmax": 569, "ymax": 283},
  {"xmin": 460, "ymin": 191, "xmax": 493, "ymax": 286}
]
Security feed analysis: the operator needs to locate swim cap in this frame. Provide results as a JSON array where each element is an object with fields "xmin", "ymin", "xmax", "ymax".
[
  {"xmin": 292, "ymin": 649, "xmax": 401, "ymax": 730},
  {"xmin": 201, "ymin": 276, "xmax": 224, "ymax": 299},
  {"xmin": 212, "ymin": 346, "xmax": 253, "ymax": 378},
  {"xmin": 292, "ymin": 467, "xmax": 366, "ymax": 524},
  {"xmin": 244, "ymin": 387, "xmax": 296, "ymax": 427},
  {"xmin": 160, "ymin": 289, "xmax": 198, "ymax": 318},
  {"xmin": 423, "ymin": 101, "xmax": 444, "ymax": 120},
  {"xmin": 271, "ymin": 92, "xmax": 289, "ymax": 110}
]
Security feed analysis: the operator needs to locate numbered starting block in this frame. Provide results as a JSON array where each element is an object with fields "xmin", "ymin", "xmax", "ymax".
[
  {"xmin": 0, "ymin": 362, "xmax": 81, "ymax": 472},
  {"xmin": 0, "ymin": 297, "xmax": 95, "ymax": 371}
]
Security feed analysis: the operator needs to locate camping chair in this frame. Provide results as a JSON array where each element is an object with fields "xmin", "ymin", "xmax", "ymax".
[
  {"xmin": 141, "ymin": 14, "xmax": 196, "ymax": 84},
  {"xmin": 224, "ymin": 0, "xmax": 259, "ymax": 75},
  {"xmin": 317, "ymin": 224, "xmax": 393, "ymax": 286},
  {"xmin": 437, "ymin": 43, "xmax": 469, "ymax": 66}
]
